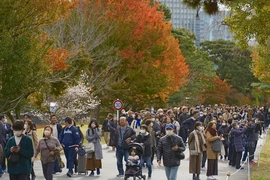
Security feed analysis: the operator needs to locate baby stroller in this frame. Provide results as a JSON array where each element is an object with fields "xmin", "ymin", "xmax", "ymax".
[{"xmin": 124, "ymin": 142, "xmax": 146, "ymax": 180}]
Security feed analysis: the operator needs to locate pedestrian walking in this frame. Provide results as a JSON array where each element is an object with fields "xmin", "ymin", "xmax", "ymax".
[
  {"xmin": 86, "ymin": 119, "xmax": 103, "ymax": 176},
  {"xmin": 157, "ymin": 123, "xmax": 185, "ymax": 180},
  {"xmin": 102, "ymin": 113, "xmax": 113, "ymax": 147},
  {"xmin": 135, "ymin": 125, "xmax": 152, "ymax": 178},
  {"xmin": 4, "ymin": 120, "xmax": 34, "ymax": 180},
  {"xmin": 24, "ymin": 119, "xmax": 38, "ymax": 180},
  {"xmin": 34, "ymin": 126, "xmax": 62, "ymax": 180},
  {"xmin": 205, "ymin": 121, "xmax": 222, "ymax": 180},
  {"xmin": 59, "ymin": 117, "xmax": 81, "ymax": 177},
  {"xmin": 113, "ymin": 116, "xmax": 136, "ymax": 177},
  {"xmin": 188, "ymin": 122, "xmax": 206, "ymax": 180}
]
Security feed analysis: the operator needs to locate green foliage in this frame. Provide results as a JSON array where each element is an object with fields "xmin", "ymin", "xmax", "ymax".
[
  {"xmin": 169, "ymin": 28, "xmax": 216, "ymax": 105},
  {"xmin": 225, "ymin": 0, "xmax": 270, "ymax": 48},
  {"xmin": 200, "ymin": 39, "xmax": 257, "ymax": 94}
]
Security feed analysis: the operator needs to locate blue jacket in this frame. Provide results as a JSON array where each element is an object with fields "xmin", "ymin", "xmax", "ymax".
[
  {"xmin": 231, "ymin": 127, "xmax": 246, "ymax": 152},
  {"xmin": 59, "ymin": 125, "xmax": 81, "ymax": 148}
]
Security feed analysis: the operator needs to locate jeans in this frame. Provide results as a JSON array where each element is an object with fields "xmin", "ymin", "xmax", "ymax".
[
  {"xmin": 141, "ymin": 156, "xmax": 152, "ymax": 176},
  {"xmin": 164, "ymin": 166, "xmax": 179, "ymax": 180},
  {"xmin": 116, "ymin": 147, "xmax": 129, "ymax": 175},
  {"xmin": 242, "ymin": 144, "xmax": 248, "ymax": 162},
  {"xmin": 42, "ymin": 161, "xmax": 55, "ymax": 180},
  {"xmin": 201, "ymin": 151, "xmax": 207, "ymax": 168},
  {"xmin": 63, "ymin": 147, "xmax": 76, "ymax": 173}
]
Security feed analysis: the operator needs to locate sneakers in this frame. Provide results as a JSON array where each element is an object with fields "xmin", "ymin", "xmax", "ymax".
[
  {"xmin": 116, "ymin": 174, "xmax": 124, "ymax": 177},
  {"xmin": 201, "ymin": 167, "xmax": 206, "ymax": 171},
  {"xmin": 207, "ymin": 176, "xmax": 217, "ymax": 180},
  {"xmin": 250, "ymin": 161, "xmax": 257, "ymax": 165}
]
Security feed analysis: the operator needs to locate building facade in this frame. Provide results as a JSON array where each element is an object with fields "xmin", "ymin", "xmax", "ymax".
[{"xmin": 159, "ymin": 0, "xmax": 233, "ymax": 46}]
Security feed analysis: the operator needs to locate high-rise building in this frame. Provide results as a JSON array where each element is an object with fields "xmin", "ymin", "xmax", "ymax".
[{"xmin": 158, "ymin": 0, "xmax": 233, "ymax": 46}]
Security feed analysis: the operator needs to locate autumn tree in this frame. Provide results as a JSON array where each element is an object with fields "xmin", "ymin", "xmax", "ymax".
[
  {"xmin": 0, "ymin": 0, "xmax": 76, "ymax": 120},
  {"xmin": 101, "ymin": 0, "xmax": 189, "ymax": 108}
]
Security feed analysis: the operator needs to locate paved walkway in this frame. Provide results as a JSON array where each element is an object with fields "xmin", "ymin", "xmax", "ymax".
[{"xmin": 1, "ymin": 132, "xmax": 268, "ymax": 180}]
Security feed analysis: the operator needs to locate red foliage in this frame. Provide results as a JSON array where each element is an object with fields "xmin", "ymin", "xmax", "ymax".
[
  {"xmin": 203, "ymin": 76, "xmax": 231, "ymax": 104},
  {"xmin": 105, "ymin": 0, "xmax": 189, "ymax": 98},
  {"xmin": 46, "ymin": 48, "xmax": 69, "ymax": 71}
]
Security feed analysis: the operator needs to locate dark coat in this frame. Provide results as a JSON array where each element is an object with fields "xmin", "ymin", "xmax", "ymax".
[
  {"xmin": 231, "ymin": 128, "xmax": 246, "ymax": 152},
  {"xmin": 245, "ymin": 124, "xmax": 258, "ymax": 141},
  {"xmin": 0, "ymin": 122, "xmax": 6, "ymax": 147},
  {"xmin": 135, "ymin": 133, "xmax": 152, "ymax": 157},
  {"xmin": 114, "ymin": 126, "xmax": 136, "ymax": 149},
  {"xmin": 218, "ymin": 125, "xmax": 229, "ymax": 146},
  {"xmin": 4, "ymin": 123, "xmax": 13, "ymax": 141},
  {"xmin": 5, "ymin": 135, "xmax": 34, "ymax": 175},
  {"xmin": 157, "ymin": 134, "xmax": 185, "ymax": 167},
  {"xmin": 182, "ymin": 117, "xmax": 197, "ymax": 133},
  {"xmin": 108, "ymin": 120, "xmax": 117, "ymax": 147},
  {"xmin": 178, "ymin": 113, "xmax": 189, "ymax": 125},
  {"xmin": 102, "ymin": 119, "xmax": 110, "ymax": 132}
]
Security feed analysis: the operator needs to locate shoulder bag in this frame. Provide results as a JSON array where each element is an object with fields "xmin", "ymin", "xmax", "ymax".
[
  {"xmin": 85, "ymin": 129, "xmax": 95, "ymax": 153},
  {"xmin": 212, "ymin": 139, "xmax": 222, "ymax": 152}
]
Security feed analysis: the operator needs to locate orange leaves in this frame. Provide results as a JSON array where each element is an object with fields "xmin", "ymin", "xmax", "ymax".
[
  {"xmin": 46, "ymin": 48, "xmax": 69, "ymax": 72},
  {"xmin": 203, "ymin": 76, "xmax": 231, "ymax": 104}
]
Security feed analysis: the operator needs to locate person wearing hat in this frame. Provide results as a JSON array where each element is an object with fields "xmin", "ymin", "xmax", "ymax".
[
  {"xmin": 135, "ymin": 125, "xmax": 152, "ymax": 178},
  {"xmin": 157, "ymin": 123, "xmax": 185, "ymax": 180}
]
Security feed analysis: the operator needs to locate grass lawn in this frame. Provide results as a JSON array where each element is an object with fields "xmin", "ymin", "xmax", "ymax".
[{"xmin": 250, "ymin": 132, "xmax": 270, "ymax": 180}]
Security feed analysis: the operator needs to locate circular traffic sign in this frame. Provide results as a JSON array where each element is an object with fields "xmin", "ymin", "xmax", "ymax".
[{"xmin": 113, "ymin": 99, "xmax": 124, "ymax": 110}]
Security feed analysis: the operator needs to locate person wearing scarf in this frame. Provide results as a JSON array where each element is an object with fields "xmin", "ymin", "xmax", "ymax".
[
  {"xmin": 205, "ymin": 121, "xmax": 222, "ymax": 180},
  {"xmin": 188, "ymin": 122, "xmax": 207, "ymax": 180}
]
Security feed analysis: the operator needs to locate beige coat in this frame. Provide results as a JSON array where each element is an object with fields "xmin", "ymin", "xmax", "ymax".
[
  {"xmin": 188, "ymin": 130, "xmax": 205, "ymax": 174},
  {"xmin": 205, "ymin": 131, "xmax": 219, "ymax": 160},
  {"xmin": 26, "ymin": 130, "xmax": 39, "ymax": 154}
]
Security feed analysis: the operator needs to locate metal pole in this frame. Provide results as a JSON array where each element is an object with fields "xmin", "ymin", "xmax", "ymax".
[
  {"xmin": 247, "ymin": 152, "xmax": 250, "ymax": 180},
  {"xmin": 117, "ymin": 110, "xmax": 119, "ymax": 122}
]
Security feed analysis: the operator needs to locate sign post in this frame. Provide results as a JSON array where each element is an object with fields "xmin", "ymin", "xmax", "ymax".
[{"xmin": 113, "ymin": 99, "xmax": 124, "ymax": 122}]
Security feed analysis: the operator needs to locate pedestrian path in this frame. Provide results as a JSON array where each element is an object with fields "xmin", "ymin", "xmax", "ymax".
[{"xmin": 1, "ymin": 132, "xmax": 267, "ymax": 180}]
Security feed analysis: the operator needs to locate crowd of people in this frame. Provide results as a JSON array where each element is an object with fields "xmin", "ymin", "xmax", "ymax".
[{"xmin": 0, "ymin": 104, "xmax": 268, "ymax": 180}]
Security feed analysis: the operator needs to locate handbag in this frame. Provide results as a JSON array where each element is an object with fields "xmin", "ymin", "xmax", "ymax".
[
  {"xmin": 212, "ymin": 139, "xmax": 222, "ymax": 152},
  {"xmin": 190, "ymin": 150, "xmax": 198, "ymax": 156},
  {"xmin": 175, "ymin": 151, "xmax": 185, "ymax": 160},
  {"xmin": 8, "ymin": 153, "xmax": 20, "ymax": 163},
  {"xmin": 85, "ymin": 142, "xmax": 95, "ymax": 153},
  {"xmin": 78, "ymin": 146, "xmax": 86, "ymax": 156}
]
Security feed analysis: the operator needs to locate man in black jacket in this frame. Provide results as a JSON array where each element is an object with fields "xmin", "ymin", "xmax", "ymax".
[
  {"xmin": 135, "ymin": 125, "xmax": 152, "ymax": 178},
  {"xmin": 157, "ymin": 124, "xmax": 185, "ymax": 180},
  {"xmin": 114, "ymin": 116, "xmax": 136, "ymax": 177}
]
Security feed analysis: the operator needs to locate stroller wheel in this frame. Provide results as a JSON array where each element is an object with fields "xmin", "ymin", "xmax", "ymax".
[
  {"xmin": 142, "ymin": 175, "xmax": 146, "ymax": 180},
  {"xmin": 124, "ymin": 176, "xmax": 128, "ymax": 180},
  {"xmin": 133, "ymin": 176, "xmax": 136, "ymax": 180}
]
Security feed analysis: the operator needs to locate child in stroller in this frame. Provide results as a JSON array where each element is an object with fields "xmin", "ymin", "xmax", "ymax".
[{"xmin": 124, "ymin": 143, "xmax": 146, "ymax": 180}]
